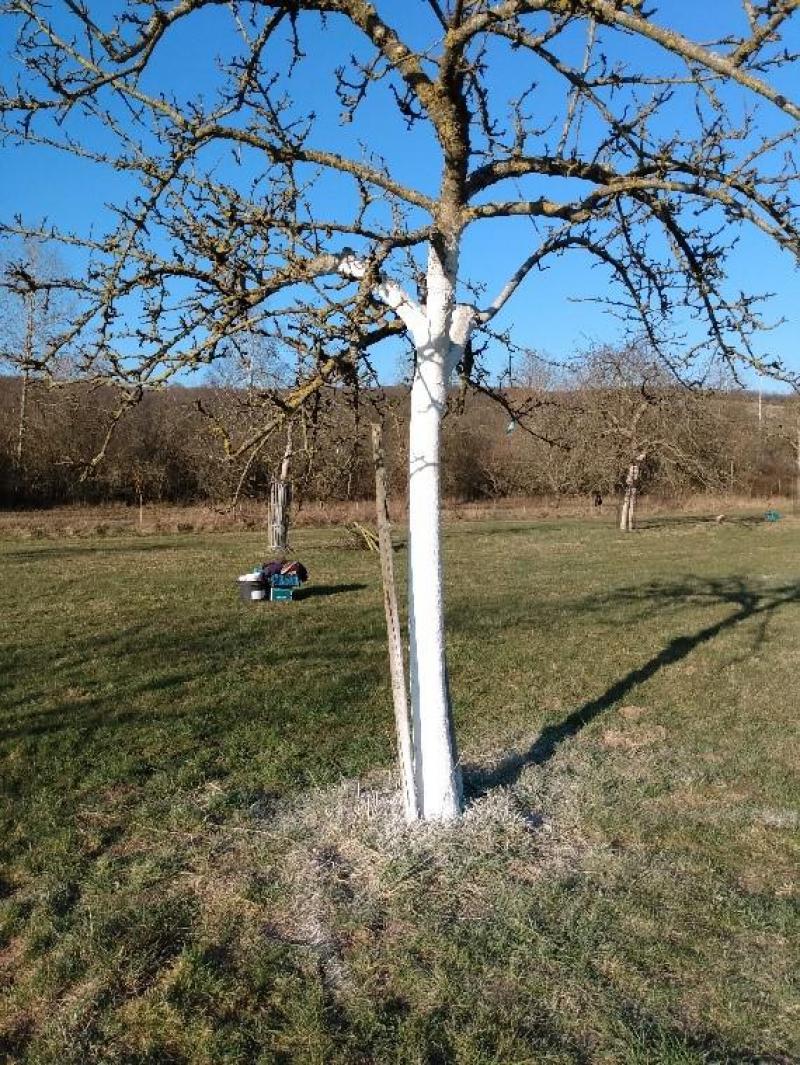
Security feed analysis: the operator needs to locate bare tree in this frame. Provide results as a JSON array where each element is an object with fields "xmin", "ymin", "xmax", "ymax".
[
  {"xmin": 2, "ymin": 2, "xmax": 799, "ymax": 819},
  {"xmin": 202, "ymin": 332, "xmax": 299, "ymax": 542},
  {"xmin": 569, "ymin": 343, "xmax": 729, "ymax": 530},
  {"xmin": 762, "ymin": 397, "xmax": 800, "ymax": 507},
  {"xmin": 0, "ymin": 242, "xmax": 76, "ymax": 475}
]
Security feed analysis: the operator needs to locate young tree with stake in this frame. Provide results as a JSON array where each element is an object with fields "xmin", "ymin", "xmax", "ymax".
[{"xmin": 2, "ymin": 1, "xmax": 799, "ymax": 819}]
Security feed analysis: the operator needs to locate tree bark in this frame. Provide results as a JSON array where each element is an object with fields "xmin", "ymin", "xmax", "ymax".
[
  {"xmin": 268, "ymin": 426, "xmax": 293, "ymax": 553},
  {"xmin": 407, "ymin": 354, "xmax": 462, "ymax": 820},
  {"xmin": 15, "ymin": 291, "xmax": 36, "ymax": 470},
  {"xmin": 371, "ymin": 422, "xmax": 418, "ymax": 821},
  {"xmin": 15, "ymin": 367, "xmax": 29, "ymax": 469}
]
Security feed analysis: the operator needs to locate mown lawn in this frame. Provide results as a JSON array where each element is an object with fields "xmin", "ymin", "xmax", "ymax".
[{"xmin": 1, "ymin": 514, "xmax": 798, "ymax": 1063}]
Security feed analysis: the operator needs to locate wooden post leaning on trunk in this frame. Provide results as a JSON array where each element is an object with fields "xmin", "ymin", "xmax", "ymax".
[{"xmin": 371, "ymin": 422, "xmax": 418, "ymax": 821}]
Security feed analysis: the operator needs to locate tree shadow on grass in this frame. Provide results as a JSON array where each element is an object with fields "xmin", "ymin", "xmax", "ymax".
[
  {"xmin": 466, "ymin": 576, "xmax": 800, "ymax": 797},
  {"xmin": 0, "ymin": 670, "xmax": 199, "ymax": 741},
  {"xmin": 636, "ymin": 513, "xmax": 767, "ymax": 531},
  {"xmin": 614, "ymin": 997, "xmax": 792, "ymax": 1064},
  {"xmin": 4, "ymin": 542, "xmax": 181, "ymax": 561},
  {"xmin": 294, "ymin": 583, "xmax": 367, "ymax": 600}
]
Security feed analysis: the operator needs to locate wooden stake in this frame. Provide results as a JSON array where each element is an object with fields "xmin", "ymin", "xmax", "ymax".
[{"xmin": 371, "ymin": 422, "xmax": 418, "ymax": 821}]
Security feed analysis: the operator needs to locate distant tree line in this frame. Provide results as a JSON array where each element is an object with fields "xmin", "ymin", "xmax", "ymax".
[{"xmin": 0, "ymin": 370, "xmax": 797, "ymax": 510}]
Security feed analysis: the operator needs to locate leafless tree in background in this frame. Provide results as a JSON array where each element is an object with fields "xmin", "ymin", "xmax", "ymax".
[
  {"xmin": 568, "ymin": 344, "xmax": 731, "ymax": 530},
  {"xmin": 0, "ymin": 242, "xmax": 77, "ymax": 473}
]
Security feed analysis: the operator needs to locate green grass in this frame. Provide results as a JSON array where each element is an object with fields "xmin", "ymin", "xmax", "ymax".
[{"xmin": 1, "ymin": 514, "xmax": 798, "ymax": 1063}]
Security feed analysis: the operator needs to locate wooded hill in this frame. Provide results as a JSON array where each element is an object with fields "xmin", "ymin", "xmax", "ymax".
[{"xmin": 0, "ymin": 375, "xmax": 796, "ymax": 509}]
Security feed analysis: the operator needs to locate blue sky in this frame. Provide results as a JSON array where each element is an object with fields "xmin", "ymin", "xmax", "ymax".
[{"xmin": 1, "ymin": 2, "xmax": 797, "ymax": 387}]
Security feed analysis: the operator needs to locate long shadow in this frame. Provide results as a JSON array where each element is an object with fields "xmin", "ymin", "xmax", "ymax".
[
  {"xmin": 1, "ymin": 593, "xmax": 390, "ymax": 725},
  {"xmin": 3, "ymin": 542, "xmax": 180, "ymax": 561},
  {"xmin": 0, "ymin": 595, "xmax": 390, "ymax": 742},
  {"xmin": 614, "ymin": 997, "xmax": 791, "ymax": 1064},
  {"xmin": 466, "ymin": 576, "xmax": 800, "ymax": 797},
  {"xmin": 0, "ymin": 670, "xmax": 199, "ymax": 741},
  {"xmin": 0, "ymin": 649, "xmax": 389, "ymax": 745},
  {"xmin": 294, "ymin": 583, "xmax": 367, "ymax": 600},
  {"xmin": 637, "ymin": 514, "xmax": 765, "ymax": 531}
]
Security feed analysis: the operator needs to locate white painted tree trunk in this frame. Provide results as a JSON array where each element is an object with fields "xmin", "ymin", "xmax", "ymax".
[
  {"xmin": 619, "ymin": 487, "xmax": 630, "ymax": 532},
  {"xmin": 405, "ymin": 248, "xmax": 466, "ymax": 821},
  {"xmin": 337, "ymin": 243, "xmax": 471, "ymax": 821},
  {"xmin": 407, "ymin": 352, "xmax": 462, "ymax": 819},
  {"xmin": 620, "ymin": 455, "xmax": 644, "ymax": 532}
]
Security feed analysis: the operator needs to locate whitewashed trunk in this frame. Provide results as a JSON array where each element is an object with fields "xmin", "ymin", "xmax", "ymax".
[
  {"xmin": 407, "ymin": 353, "xmax": 462, "ymax": 819},
  {"xmin": 619, "ymin": 488, "xmax": 631, "ymax": 532},
  {"xmin": 406, "ymin": 248, "xmax": 463, "ymax": 821},
  {"xmin": 341, "ymin": 238, "xmax": 469, "ymax": 819},
  {"xmin": 621, "ymin": 457, "xmax": 642, "ymax": 532}
]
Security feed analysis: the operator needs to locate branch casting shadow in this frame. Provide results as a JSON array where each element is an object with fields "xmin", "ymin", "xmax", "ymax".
[
  {"xmin": 466, "ymin": 577, "xmax": 800, "ymax": 798},
  {"xmin": 294, "ymin": 582, "xmax": 367, "ymax": 600}
]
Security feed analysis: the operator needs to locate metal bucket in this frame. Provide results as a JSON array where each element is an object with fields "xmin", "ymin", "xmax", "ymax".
[{"xmin": 237, "ymin": 579, "xmax": 266, "ymax": 602}]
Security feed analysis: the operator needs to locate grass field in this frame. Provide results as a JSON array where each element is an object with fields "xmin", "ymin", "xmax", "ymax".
[{"xmin": 1, "ymin": 513, "xmax": 798, "ymax": 1063}]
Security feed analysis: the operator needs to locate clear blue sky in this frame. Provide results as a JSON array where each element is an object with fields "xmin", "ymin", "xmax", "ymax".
[{"xmin": 1, "ymin": 2, "xmax": 797, "ymax": 387}]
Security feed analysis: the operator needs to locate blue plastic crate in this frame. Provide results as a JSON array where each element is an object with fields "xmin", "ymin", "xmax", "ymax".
[
  {"xmin": 270, "ymin": 585, "xmax": 294, "ymax": 602},
  {"xmin": 271, "ymin": 573, "xmax": 301, "ymax": 589}
]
